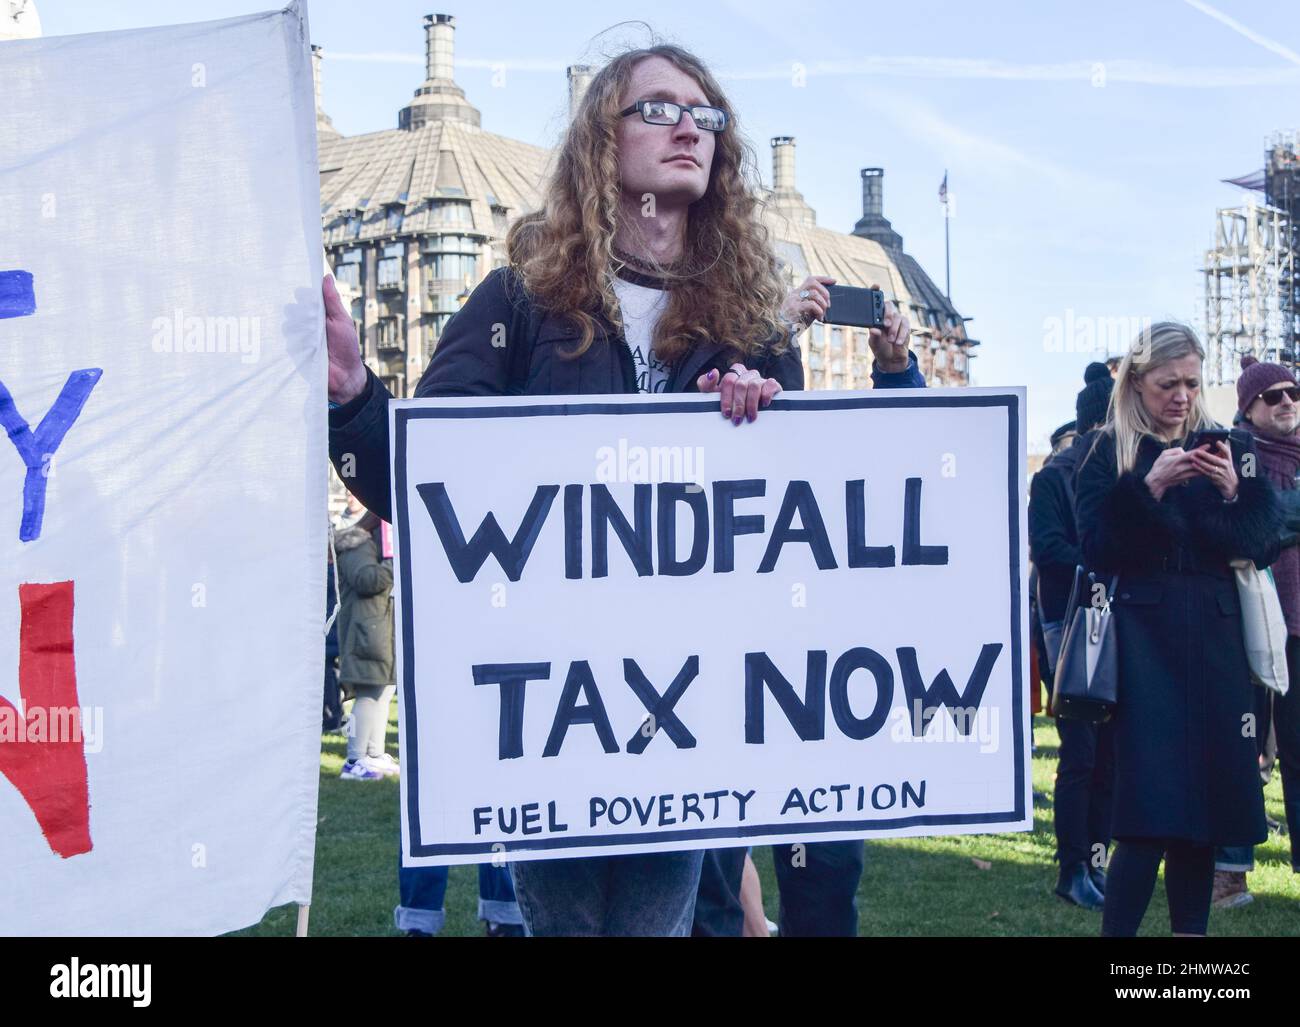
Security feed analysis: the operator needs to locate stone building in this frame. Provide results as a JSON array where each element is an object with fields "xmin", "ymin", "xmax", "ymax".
[{"xmin": 316, "ymin": 13, "xmax": 978, "ymax": 396}]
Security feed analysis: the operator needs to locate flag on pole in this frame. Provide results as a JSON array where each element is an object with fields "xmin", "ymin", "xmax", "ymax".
[{"xmin": 939, "ymin": 171, "xmax": 949, "ymax": 206}]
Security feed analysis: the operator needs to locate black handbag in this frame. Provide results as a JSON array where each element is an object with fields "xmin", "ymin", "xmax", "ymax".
[{"xmin": 1051, "ymin": 567, "xmax": 1119, "ymax": 722}]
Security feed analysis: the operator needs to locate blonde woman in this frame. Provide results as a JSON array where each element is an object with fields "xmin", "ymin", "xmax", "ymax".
[
  {"xmin": 1074, "ymin": 323, "xmax": 1281, "ymax": 936},
  {"xmin": 323, "ymin": 42, "xmax": 917, "ymax": 936}
]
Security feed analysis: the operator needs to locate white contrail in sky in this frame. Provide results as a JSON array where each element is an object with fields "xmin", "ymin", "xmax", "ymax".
[
  {"xmin": 328, "ymin": 51, "xmax": 568, "ymax": 72},
  {"xmin": 1182, "ymin": 0, "xmax": 1300, "ymax": 66},
  {"xmin": 326, "ymin": 50, "xmax": 1298, "ymax": 87}
]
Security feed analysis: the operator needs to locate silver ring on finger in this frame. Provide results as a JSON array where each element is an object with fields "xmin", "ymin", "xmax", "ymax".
[{"xmin": 799, "ymin": 289, "xmax": 810, "ymax": 300}]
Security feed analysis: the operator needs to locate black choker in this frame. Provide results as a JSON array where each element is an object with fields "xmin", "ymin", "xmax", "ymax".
[{"xmin": 612, "ymin": 246, "xmax": 680, "ymax": 276}]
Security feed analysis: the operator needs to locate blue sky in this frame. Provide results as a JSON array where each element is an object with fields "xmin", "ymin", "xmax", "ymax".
[{"xmin": 36, "ymin": 0, "xmax": 1300, "ymax": 448}]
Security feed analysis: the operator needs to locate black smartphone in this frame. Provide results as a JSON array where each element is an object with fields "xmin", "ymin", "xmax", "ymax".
[
  {"xmin": 823, "ymin": 285, "xmax": 886, "ymax": 329},
  {"xmin": 1185, "ymin": 428, "xmax": 1231, "ymax": 451}
]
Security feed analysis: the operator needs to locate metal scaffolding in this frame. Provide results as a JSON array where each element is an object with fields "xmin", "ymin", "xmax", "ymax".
[
  {"xmin": 1203, "ymin": 196, "xmax": 1294, "ymax": 385},
  {"xmin": 1267, "ymin": 133, "xmax": 1300, "ymax": 364},
  {"xmin": 1204, "ymin": 133, "xmax": 1300, "ymax": 385}
]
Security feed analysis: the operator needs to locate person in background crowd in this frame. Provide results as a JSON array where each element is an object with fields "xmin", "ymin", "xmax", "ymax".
[
  {"xmin": 1049, "ymin": 420, "xmax": 1077, "ymax": 455},
  {"xmin": 1074, "ymin": 323, "xmax": 1281, "ymax": 937},
  {"xmin": 334, "ymin": 497, "xmax": 399, "ymax": 781},
  {"xmin": 396, "ymin": 858, "xmax": 525, "ymax": 938},
  {"xmin": 1030, "ymin": 362, "xmax": 1116, "ymax": 911},
  {"xmin": 692, "ymin": 849, "xmax": 748, "ymax": 937},
  {"xmin": 739, "ymin": 853, "xmax": 772, "ymax": 936},
  {"xmin": 1105, "ymin": 356, "xmax": 1120, "ymax": 379},
  {"xmin": 1210, "ymin": 355, "xmax": 1300, "ymax": 908},
  {"xmin": 691, "ymin": 271, "xmax": 921, "ymax": 939},
  {"xmin": 1029, "ymin": 420, "xmax": 1076, "ymax": 748},
  {"xmin": 323, "ymin": 542, "xmax": 344, "ymax": 733},
  {"xmin": 324, "ymin": 40, "xmax": 917, "ymax": 935}
]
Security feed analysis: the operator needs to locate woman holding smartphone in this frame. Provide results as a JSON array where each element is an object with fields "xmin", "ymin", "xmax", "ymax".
[
  {"xmin": 1074, "ymin": 323, "xmax": 1281, "ymax": 936},
  {"xmin": 322, "ymin": 42, "xmax": 918, "ymax": 936}
]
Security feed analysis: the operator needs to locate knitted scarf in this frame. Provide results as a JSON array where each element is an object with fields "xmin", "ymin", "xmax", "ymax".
[{"xmin": 1242, "ymin": 423, "xmax": 1300, "ymax": 635}]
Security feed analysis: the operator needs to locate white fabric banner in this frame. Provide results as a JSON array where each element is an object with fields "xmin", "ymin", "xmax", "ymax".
[
  {"xmin": 0, "ymin": 3, "xmax": 325, "ymax": 934},
  {"xmin": 393, "ymin": 389, "xmax": 1030, "ymax": 866}
]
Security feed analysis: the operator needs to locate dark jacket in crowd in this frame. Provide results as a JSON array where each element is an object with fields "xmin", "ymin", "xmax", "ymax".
[
  {"xmin": 334, "ymin": 524, "xmax": 395, "ymax": 687},
  {"xmin": 328, "ymin": 266, "xmax": 926, "ymax": 521},
  {"xmin": 1074, "ymin": 428, "xmax": 1281, "ymax": 847},
  {"xmin": 1029, "ymin": 435, "xmax": 1086, "ymax": 623}
]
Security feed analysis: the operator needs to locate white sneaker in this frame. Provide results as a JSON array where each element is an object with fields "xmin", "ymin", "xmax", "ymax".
[
  {"xmin": 362, "ymin": 752, "xmax": 400, "ymax": 778},
  {"xmin": 340, "ymin": 758, "xmax": 384, "ymax": 781}
]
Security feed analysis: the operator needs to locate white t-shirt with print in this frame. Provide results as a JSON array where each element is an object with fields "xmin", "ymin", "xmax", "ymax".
[{"xmin": 612, "ymin": 274, "xmax": 673, "ymax": 394}]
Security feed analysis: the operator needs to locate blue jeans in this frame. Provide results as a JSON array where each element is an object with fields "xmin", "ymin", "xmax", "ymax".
[
  {"xmin": 691, "ymin": 847, "xmax": 748, "ymax": 937},
  {"xmin": 771, "ymin": 840, "xmax": 865, "ymax": 936},
  {"xmin": 1214, "ymin": 845, "xmax": 1255, "ymax": 873},
  {"xmin": 510, "ymin": 851, "xmax": 705, "ymax": 937},
  {"xmin": 395, "ymin": 859, "xmax": 521, "ymax": 934},
  {"xmin": 1214, "ymin": 682, "xmax": 1275, "ymax": 874}
]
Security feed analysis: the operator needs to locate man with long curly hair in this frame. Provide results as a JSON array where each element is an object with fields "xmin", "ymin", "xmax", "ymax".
[{"xmin": 324, "ymin": 42, "xmax": 921, "ymax": 936}]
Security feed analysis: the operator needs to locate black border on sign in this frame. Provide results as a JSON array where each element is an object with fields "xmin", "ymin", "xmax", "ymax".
[{"xmin": 394, "ymin": 393, "xmax": 1024, "ymax": 857}]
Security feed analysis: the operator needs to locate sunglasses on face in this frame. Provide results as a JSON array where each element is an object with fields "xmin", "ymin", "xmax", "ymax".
[
  {"xmin": 1257, "ymin": 385, "xmax": 1300, "ymax": 406},
  {"xmin": 619, "ymin": 99, "xmax": 729, "ymax": 133}
]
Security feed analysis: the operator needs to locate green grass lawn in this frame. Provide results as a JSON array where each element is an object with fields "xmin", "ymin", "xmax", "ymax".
[{"xmin": 235, "ymin": 711, "xmax": 1300, "ymax": 937}]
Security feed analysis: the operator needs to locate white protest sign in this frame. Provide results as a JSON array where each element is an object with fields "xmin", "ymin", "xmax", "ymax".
[
  {"xmin": 0, "ymin": 4, "xmax": 325, "ymax": 934},
  {"xmin": 393, "ymin": 389, "xmax": 1029, "ymax": 866}
]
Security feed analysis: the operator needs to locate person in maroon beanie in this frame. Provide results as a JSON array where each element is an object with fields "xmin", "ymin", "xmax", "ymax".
[{"xmin": 1213, "ymin": 356, "xmax": 1300, "ymax": 908}]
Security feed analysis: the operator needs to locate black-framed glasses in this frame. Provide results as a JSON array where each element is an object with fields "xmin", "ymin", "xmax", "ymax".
[
  {"xmin": 1257, "ymin": 384, "xmax": 1300, "ymax": 406},
  {"xmin": 619, "ymin": 99, "xmax": 728, "ymax": 132}
]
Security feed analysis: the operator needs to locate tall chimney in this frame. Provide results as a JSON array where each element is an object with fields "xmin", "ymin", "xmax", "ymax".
[
  {"xmin": 771, "ymin": 136, "xmax": 796, "ymax": 193},
  {"xmin": 861, "ymin": 167, "xmax": 883, "ymax": 219},
  {"xmin": 312, "ymin": 45, "xmax": 339, "ymax": 138},
  {"xmin": 399, "ymin": 12, "xmax": 480, "ymax": 130},
  {"xmin": 425, "ymin": 13, "xmax": 455, "ymax": 82},
  {"xmin": 768, "ymin": 136, "xmax": 815, "ymax": 226},
  {"xmin": 852, "ymin": 167, "xmax": 902, "ymax": 249},
  {"xmin": 567, "ymin": 65, "xmax": 594, "ymax": 119}
]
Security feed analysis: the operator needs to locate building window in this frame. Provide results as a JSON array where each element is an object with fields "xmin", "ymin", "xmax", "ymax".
[
  {"xmin": 421, "ymin": 233, "xmax": 480, "ymax": 255},
  {"xmin": 377, "ymin": 243, "xmax": 404, "ymax": 289},
  {"xmin": 334, "ymin": 262, "xmax": 361, "ymax": 289},
  {"xmin": 491, "ymin": 204, "xmax": 509, "ymax": 236},
  {"xmin": 386, "ymin": 205, "xmax": 404, "ymax": 232},
  {"xmin": 429, "ymin": 200, "xmax": 473, "ymax": 227},
  {"xmin": 427, "ymin": 313, "xmax": 453, "ymax": 342},
  {"xmin": 428, "ymin": 252, "xmax": 477, "ymax": 281},
  {"xmin": 377, "ymin": 317, "xmax": 403, "ymax": 352},
  {"xmin": 377, "ymin": 259, "xmax": 402, "ymax": 288},
  {"xmin": 830, "ymin": 327, "xmax": 843, "ymax": 354}
]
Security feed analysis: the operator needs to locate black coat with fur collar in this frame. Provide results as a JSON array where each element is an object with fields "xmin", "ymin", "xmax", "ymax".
[{"xmin": 1073, "ymin": 429, "xmax": 1280, "ymax": 846}]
